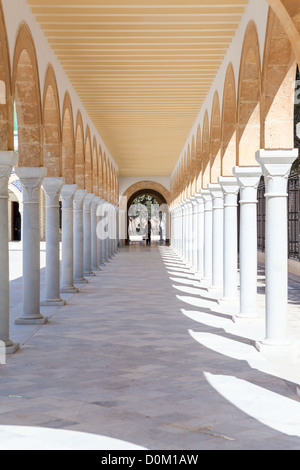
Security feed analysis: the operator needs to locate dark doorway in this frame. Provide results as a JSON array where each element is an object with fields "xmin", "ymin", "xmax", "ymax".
[{"xmin": 12, "ymin": 202, "xmax": 21, "ymax": 241}]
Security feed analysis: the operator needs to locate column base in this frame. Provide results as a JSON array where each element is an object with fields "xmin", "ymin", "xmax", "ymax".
[
  {"xmin": 61, "ymin": 286, "xmax": 79, "ymax": 294},
  {"xmin": 41, "ymin": 299, "xmax": 66, "ymax": 307},
  {"xmin": 85, "ymin": 272, "xmax": 96, "ymax": 277},
  {"xmin": 255, "ymin": 338, "xmax": 292, "ymax": 353},
  {"xmin": 232, "ymin": 312, "xmax": 261, "ymax": 323},
  {"xmin": 92, "ymin": 267, "xmax": 101, "ymax": 272},
  {"xmin": 74, "ymin": 278, "xmax": 88, "ymax": 284},
  {"xmin": 15, "ymin": 316, "xmax": 48, "ymax": 325},
  {"xmin": 6, "ymin": 342, "xmax": 19, "ymax": 355}
]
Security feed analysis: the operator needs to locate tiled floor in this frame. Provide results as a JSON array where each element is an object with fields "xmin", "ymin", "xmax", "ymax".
[{"xmin": 1, "ymin": 243, "xmax": 300, "ymax": 450}]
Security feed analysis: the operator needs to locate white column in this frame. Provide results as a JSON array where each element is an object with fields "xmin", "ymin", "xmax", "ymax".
[
  {"xmin": 208, "ymin": 184, "xmax": 224, "ymax": 292},
  {"xmin": 97, "ymin": 199, "xmax": 105, "ymax": 267},
  {"xmin": 201, "ymin": 190, "xmax": 212, "ymax": 282},
  {"xmin": 74, "ymin": 190, "xmax": 87, "ymax": 283},
  {"xmin": 84, "ymin": 193, "xmax": 95, "ymax": 277},
  {"xmin": 190, "ymin": 197, "xmax": 197, "ymax": 269},
  {"xmin": 15, "ymin": 167, "xmax": 48, "ymax": 325},
  {"xmin": 233, "ymin": 167, "xmax": 262, "ymax": 319},
  {"xmin": 195, "ymin": 193, "xmax": 204, "ymax": 279},
  {"xmin": 218, "ymin": 177, "xmax": 240, "ymax": 302},
  {"xmin": 256, "ymin": 149, "xmax": 298, "ymax": 349},
  {"xmin": 61, "ymin": 184, "xmax": 78, "ymax": 294},
  {"xmin": 183, "ymin": 201, "xmax": 189, "ymax": 261},
  {"xmin": 115, "ymin": 206, "xmax": 119, "ymax": 254},
  {"xmin": 104, "ymin": 202, "xmax": 110, "ymax": 262},
  {"xmin": 41, "ymin": 177, "xmax": 65, "ymax": 306},
  {"xmin": 0, "ymin": 152, "xmax": 19, "ymax": 352},
  {"xmin": 91, "ymin": 196, "xmax": 100, "ymax": 271}
]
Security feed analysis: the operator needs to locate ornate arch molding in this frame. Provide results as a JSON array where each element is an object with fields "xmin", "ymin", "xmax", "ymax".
[{"xmin": 120, "ymin": 181, "xmax": 171, "ymax": 212}]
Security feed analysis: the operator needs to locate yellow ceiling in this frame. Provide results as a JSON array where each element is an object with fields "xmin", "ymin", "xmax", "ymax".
[{"xmin": 27, "ymin": 0, "xmax": 249, "ymax": 177}]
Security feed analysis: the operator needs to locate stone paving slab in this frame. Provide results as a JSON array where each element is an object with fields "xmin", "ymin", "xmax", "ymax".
[{"xmin": 1, "ymin": 243, "xmax": 300, "ymax": 449}]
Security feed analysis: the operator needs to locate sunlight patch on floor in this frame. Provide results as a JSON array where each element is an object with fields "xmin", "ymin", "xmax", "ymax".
[
  {"xmin": 0, "ymin": 426, "xmax": 146, "ymax": 451},
  {"xmin": 204, "ymin": 373, "xmax": 300, "ymax": 437}
]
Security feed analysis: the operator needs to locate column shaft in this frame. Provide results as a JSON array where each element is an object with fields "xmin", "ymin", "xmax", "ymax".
[
  {"xmin": 201, "ymin": 190, "xmax": 212, "ymax": 282},
  {"xmin": 15, "ymin": 167, "xmax": 48, "ymax": 325},
  {"xmin": 0, "ymin": 152, "xmax": 19, "ymax": 352},
  {"xmin": 91, "ymin": 197, "xmax": 100, "ymax": 271},
  {"xmin": 233, "ymin": 167, "xmax": 262, "ymax": 319},
  {"xmin": 42, "ymin": 177, "xmax": 65, "ymax": 306},
  {"xmin": 74, "ymin": 190, "xmax": 87, "ymax": 283},
  {"xmin": 208, "ymin": 184, "xmax": 224, "ymax": 291},
  {"xmin": 61, "ymin": 185, "xmax": 78, "ymax": 293},
  {"xmin": 84, "ymin": 193, "xmax": 95, "ymax": 276},
  {"xmin": 256, "ymin": 149, "xmax": 298, "ymax": 347}
]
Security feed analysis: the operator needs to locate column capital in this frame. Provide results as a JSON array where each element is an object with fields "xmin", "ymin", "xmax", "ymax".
[
  {"xmin": 233, "ymin": 166, "xmax": 262, "ymax": 189},
  {"xmin": 83, "ymin": 193, "xmax": 95, "ymax": 211},
  {"xmin": 201, "ymin": 189, "xmax": 212, "ymax": 202},
  {"xmin": 15, "ymin": 167, "xmax": 47, "ymax": 204},
  {"xmin": 73, "ymin": 189, "xmax": 87, "ymax": 211},
  {"xmin": 61, "ymin": 184, "xmax": 78, "ymax": 209},
  {"xmin": 218, "ymin": 176, "xmax": 240, "ymax": 195},
  {"xmin": 256, "ymin": 149, "xmax": 299, "ymax": 197},
  {"xmin": 0, "ymin": 151, "xmax": 19, "ymax": 180},
  {"xmin": 208, "ymin": 184, "xmax": 224, "ymax": 210},
  {"xmin": 43, "ymin": 177, "xmax": 65, "ymax": 207}
]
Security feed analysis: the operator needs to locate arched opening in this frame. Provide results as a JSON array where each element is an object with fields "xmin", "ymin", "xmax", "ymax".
[
  {"xmin": 13, "ymin": 24, "xmax": 42, "ymax": 167},
  {"xmin": 210, "ymin": 92, "xmax": 222, "ymax": 183},
  {"xmin": 237, "ymin": 21, "xmax": 261, "ymax": 166},
  {"xmin": 62, "ymin": 93, "xmax": 75, "ymax": 184},
  {"xmin": 43, "ymin": 65, "xmax": 61, "ymax": 177},
  {"xmin": 221, "ymin": 63, "xmax": 237, "ymax": 176},
  {"xmin": 127, "ymin": 190, "xmax": 169, "ymax": 246},
  {"xmin": 85, "ymin": 126, "xmax": 92, "ymax": 194},
  {"xmin": 74, "ymin": 112, "xmax": 85, "ymax": 189}
]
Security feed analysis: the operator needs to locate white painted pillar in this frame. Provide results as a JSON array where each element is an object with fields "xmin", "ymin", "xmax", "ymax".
[
  {"xmin": 183, "ymin": 201, "xmax": 189, "ymax": 261},
  {"xmin": 0, "ymin": 152, "xmax": 19, "ymax": 351},
  {"xmin": 104, "ymin": 202, "xmax": 110, "ymax": 262},
  {"xmin": 91, "ymin": 196, "xmax": 100, "ymax": 271},
  {"xmin": 97, "ymin": 199, "xmax": 105, "ymax": 267},
  {"xmin": 41, "ymin": 177, "xmax": 65, "ymax": 306},
  {"xmin": 15, "ymin": 167, "xmax": 47, "ymax": 325},
  {"xmin": 208, "ymin": 184, "xmax": 224, "ymax": 291},
  {"xmin": 256, "ymin": 149, "xmax": 298, "ymax": 348},
  {"xmin": 115, "ymin": 206, "xmax": 119, "ymax": 254},
  {"xmin": 233, "ymin": 167, "xmax": 262, "ymax": 319},
  {"xmin": 190, "ymin": 197, "xmax": 197, "ymax": 270},
  {"xmin": 201, "ymin": 190, "xmax": 213, "ymax": 282},
  {"xmin": 84, "ymin": 193, "xmax": 95, "ymax": 277},
  {"xmin": 218, "ymin": 177, "xmax": 240, "ymax": 301},
  {"xmin": 73, "ymin": 189, "xmax": 87, "ymax": 284},
  {"xmin": 195, "ymin": 193, "xmax": 204, "ymax": 279},
  {"xmin": 61, "ymin": 184, "xmax": 78, "ymax": 293}
]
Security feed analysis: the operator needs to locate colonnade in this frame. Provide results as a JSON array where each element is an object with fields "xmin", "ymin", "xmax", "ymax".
[
  {"xmin": 171, "ymin": 150, "xmax": 299, "ymax": 352},
  {"xmin": 0, "ymin": 152, "xmax": 119, "ymax": 353}
]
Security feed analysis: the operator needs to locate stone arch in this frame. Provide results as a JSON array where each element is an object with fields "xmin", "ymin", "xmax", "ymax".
[
  {"xmin": 85, "ymin": 126, "xmax": 92, "ymax": 194},
  {"xmin": 190, "ymin": 136, "xmax": 196, "ymax": 195},
  {"xmin": 12, "ymin": 23, "xmax": 42, "ymax": 167},
  {"xmin": 92, "ymin": 137, "xmax": 98, "ymax": 196},
  {"xmin": 267, "ymin": 0, "xmax": 300, "ymax": 67},
  {"xmin": 61, "ymin": 92, "xmax": 75, "ymax": 184},
  {"xmin": 261, "ymin": 7, "xmax": 297, "ymax": 149},
  {"xmin": 120, "ymin": 181, "xmax": 171, "ymax": 214},
  {"xmin": 237, "ymin": 21, "xmax": 262, "ymax": 166},
  {"xmin": 42, "ymin": 64, "xmax": 61, "ymax": 177},
  {"xmin": 202, "ymin": 111, "xmax": 210, "ymax": 189},
  {"xmin": 195, "ymin": 125, "xmax": 202, "ymax": 192},
  {"xmin": 103, "ymin": 153, "xmax": 107, "ymax": 201},
  {"xmin": 74, "ymin": 111, "xmax": 85, "ymax": 189},
  {"xmin": 0, "ymin": 3, "xmax": 13, "ymax": 151},
  {"xmin": 98, "ymin": 146, "xmax": 103, "ymax": 199},
  {"xmin": 221, "ymin": 63, "xmax": 237, "ymax": 176},
  {"xmin": 106, "ymin": 158, "xmax": 111, "ymax": 203},
  {"xmin": 210, "ymin": 92, "xmax": 221, "ymax": 183}
]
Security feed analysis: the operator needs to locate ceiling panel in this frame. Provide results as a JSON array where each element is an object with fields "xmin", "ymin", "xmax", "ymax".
[{"xmin": 27, "ymin": 0, "xmax": 248, "ymax": 176}]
